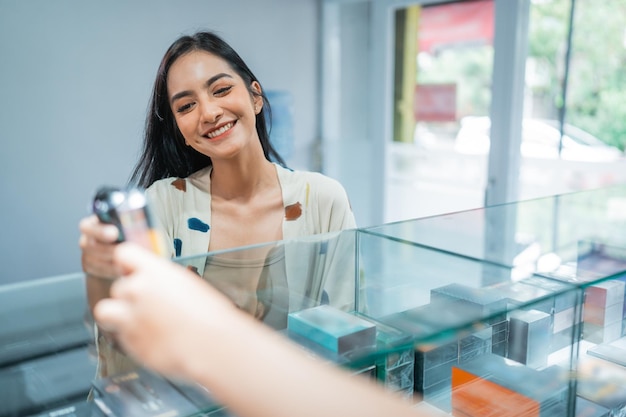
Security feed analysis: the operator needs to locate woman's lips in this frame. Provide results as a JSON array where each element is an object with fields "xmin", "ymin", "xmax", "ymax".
[{"xmin": 206, "ymin": 121, "xmax": 235, "ymax": 139}]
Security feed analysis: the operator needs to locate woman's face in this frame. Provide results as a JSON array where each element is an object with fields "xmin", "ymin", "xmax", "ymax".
[{"xmin": 167, "ymin": 50, "xmax": 263, "ymax": 161}]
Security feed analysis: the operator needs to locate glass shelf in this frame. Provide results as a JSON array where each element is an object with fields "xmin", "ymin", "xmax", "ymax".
[{"xmin": 362, "ymin": 184, "xmax": 626, "ymax": 273}]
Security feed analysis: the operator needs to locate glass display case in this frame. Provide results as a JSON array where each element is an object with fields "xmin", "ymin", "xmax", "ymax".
[
  {"xmin": 356, "ymin": 229, "xmax": 582, "ymax": 415},
  {"xmin": 362, "ymin": 184, "xmax": 626, "ymax": 416},
  {"xmin": 2, "ymin": 185, "xmax": 626, "ymax": 416}
]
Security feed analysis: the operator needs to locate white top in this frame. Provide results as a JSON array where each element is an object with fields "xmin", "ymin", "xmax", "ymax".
[
  {"xmin": 147, "ymin": 163, "xmax": 356, "ymax": 258},
  {"xmin": 146, "ymin": 163, "xmax": 357, "ymax": 310}
]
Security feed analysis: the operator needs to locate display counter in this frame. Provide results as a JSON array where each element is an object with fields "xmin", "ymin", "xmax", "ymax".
[
  {"xmin": 0, "ymin": 273, "xmax": 96, "ymax": 416},
  {"xmin": 362, "ymin": 184, "xmax": 626, "ymax": 415},
  {"xmin": 2, "ymin": 186, "xmax": 626, "ymax": 416}
]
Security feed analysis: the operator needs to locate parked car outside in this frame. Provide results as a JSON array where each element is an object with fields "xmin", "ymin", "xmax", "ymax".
[{"xmin": 454, "ymin": 116, "xmax": 624, "ymax": 162}]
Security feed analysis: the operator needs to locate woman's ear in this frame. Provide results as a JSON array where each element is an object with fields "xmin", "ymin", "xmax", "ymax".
[{"xmin": 251, "ymin": 81, "xmax": 263, "ymax": 115}]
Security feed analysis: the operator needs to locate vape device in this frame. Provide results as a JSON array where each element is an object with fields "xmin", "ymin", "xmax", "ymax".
[
  {"xmin": 92, "ymin": 186, "xmax": 165, "ymax": 255},
  {"xmin": 92, "ymin": 186, "xmax": 128, "ymax": 242}
]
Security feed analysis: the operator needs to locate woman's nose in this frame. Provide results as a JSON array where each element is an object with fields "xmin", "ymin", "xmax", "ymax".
[{"xmin": 200, "ymin": 100, "xmax": 223, "ymax": 123}]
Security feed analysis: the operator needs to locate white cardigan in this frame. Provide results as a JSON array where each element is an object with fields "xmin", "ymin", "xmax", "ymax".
[
  {"xmin": 146, "ymin": 163, "xmax": 357, "ymax": 310},
  {"xmin": 147, "ymin": 163, "xmax": 356, "ymax": 259}
]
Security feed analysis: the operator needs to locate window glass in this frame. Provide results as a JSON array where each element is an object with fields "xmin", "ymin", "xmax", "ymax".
[
  {"xmin": 520, "ymin": 0, "xmax": 626, "ymax": 200},
  {"xmin": 388, "ymin": 0, "xmax": 495, "ymax": 222}
]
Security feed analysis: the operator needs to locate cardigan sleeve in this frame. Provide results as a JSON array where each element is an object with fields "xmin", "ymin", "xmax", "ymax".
[{"xmin": 146, "ymin": 179, "xmax": 176, "ymax": 259}]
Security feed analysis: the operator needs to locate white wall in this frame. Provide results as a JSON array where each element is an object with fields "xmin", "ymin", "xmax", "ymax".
[{"xmin": 0, "ymin": 0, "xmax": 319, "ymax": 283}]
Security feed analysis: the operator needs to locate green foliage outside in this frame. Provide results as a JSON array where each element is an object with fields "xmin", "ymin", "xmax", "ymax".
[
  {"xmin": 417, "ymin": 0, "xmax": 626, "ymax": 151},
  {"xmin": 529, "ymin": 0, "xmax": 626, "ymax": 151}
]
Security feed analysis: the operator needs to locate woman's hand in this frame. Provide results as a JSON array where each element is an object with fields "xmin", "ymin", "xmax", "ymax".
[{"xmin": 79, "ymin": 215, "xmax": 122, "ymax": 279}]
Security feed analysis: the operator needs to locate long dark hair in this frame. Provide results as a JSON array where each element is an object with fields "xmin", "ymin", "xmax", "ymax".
[{"xmin": 129, "ymin": 31, "xmax": 285, "ymax": 188}]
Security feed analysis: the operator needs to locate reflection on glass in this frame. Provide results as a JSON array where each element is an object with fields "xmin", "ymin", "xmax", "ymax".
[
  {"xmin": 203, "ymin": 244, "xmax": 289, "ymax": 328},
  {"xmin": 177, "ymin": 230, "xmax": 358, "ymax": 331}
]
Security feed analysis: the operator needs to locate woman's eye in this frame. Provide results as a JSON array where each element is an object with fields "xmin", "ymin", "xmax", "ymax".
[
  {"xmin": 176, "ymin": 102, "xmax": 194, "ymax": 113},
  {"xmin": 214, "ymin": 86, "xmax": 232, "ymax": 96}
]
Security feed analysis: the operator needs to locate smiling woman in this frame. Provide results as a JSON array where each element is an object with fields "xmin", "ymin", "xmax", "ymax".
[{"xmin": 79, "ymin": 31, "xmax": 356, "ymax": 379}]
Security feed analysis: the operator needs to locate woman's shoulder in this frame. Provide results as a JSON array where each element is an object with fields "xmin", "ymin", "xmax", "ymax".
[
  {"xmin": 276, "ymin": 164, "xmax": 356, "ymax": 231},
  {"xmin": 276, "ymin": 164, "xmax": 344, "ymax": 190},
  {"xmin": 275, "ymin": 164, "xmax": 349, "ymax": 204},
  {"xmin": 147, "ymin": 167, "xmax": 212, "ymax": 195}
]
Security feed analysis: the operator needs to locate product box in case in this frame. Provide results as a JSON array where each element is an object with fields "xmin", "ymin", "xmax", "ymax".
[
  {"xmin": 507, "ymin": 309, "xmax": 551, "ymax": 368},
  {"xmin": 459, "ymin": 327, "xmax": 492, "ymax": 364},
  {"xmin": 451, "ymin": 353, "xmax": 568, "ymax": 417},
  {"xmin": 583, "ymin": 280, "xmax": 625, "ymax": 344},
  {"xmin": 371, "ymin": 319, "xmax": 415, "ymax": 397},
  {"xmin": 586, "ymin": 336, "xmax": 626, "ymax": 367},
  {"xmin": 414, "ymin": 341, "xmax": 458, "ymax": 393},
  {"xmin": 430, "ymin": 284, "xmax": 509, "ymax": 355},
  {"xmin": 412, "ymin": 327, "xmax": 493, "ymax": 412},
  {"xmin": 287, "ymin": 305, "xmax": 376, "ymax": 354},
  {"xmin": 429, "ymin": 284, "xmax": 508, "ymax": 321},
  {"xmin": 576, "ymin": 241, "xmax": 626, "ymax": 280}
]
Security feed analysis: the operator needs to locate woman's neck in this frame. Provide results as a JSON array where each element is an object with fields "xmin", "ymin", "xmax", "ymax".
[{"xmin": 210, "ymin": 157, "xmax": 278, "ymax": 202}]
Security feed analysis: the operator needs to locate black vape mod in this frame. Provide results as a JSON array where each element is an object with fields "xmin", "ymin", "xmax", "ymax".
[{"xmin": 92, "ymin": 186, "xmax": 165, "ymax": 255}]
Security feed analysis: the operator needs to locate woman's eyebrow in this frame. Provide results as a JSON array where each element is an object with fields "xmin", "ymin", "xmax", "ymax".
[
  {"xmin": 170, "ymin": 73, "xmax": 234, "ymax": 104},
  {"xmin": 205, "ymin": 73, "xmax": 233, "ymax": 88}
]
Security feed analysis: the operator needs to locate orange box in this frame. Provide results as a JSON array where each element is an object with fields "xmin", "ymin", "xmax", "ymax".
[
  {"xmin": 452, "ymin": 366, "xmax": 539, "ymax": 416},
  {"xmin": 450, "ymin": 354, "xmax": 567, "ymax": 416}
]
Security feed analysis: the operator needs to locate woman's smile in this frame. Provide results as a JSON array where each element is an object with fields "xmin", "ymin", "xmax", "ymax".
[{"xmin": 205, "ymin": 121, "xmax": 236, "ymax": 140}]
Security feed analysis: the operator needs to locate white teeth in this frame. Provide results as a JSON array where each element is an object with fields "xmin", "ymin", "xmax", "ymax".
[{"xmin": 207, "ymin": 122, "xmax": 233, "ymax": 138}]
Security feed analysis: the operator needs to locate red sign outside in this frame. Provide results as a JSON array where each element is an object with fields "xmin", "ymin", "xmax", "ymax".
[
  {"xmin": 414, "ymin": 83, "xmax": 457, "ymax": 122},
  {"xmin": 418, "ymin": 0, "xmax": 494, "ymax": 54}
]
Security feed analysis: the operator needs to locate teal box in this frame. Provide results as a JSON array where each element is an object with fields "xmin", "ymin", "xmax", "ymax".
[{"xmin": 287, "ymin": 305, "xmax": 376, "ymax": 354}]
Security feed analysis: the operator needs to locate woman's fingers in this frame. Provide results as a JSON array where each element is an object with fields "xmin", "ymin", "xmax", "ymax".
[
  {"xmin": 79, "ymin": 215, "xmax": 120, "ymax": 243},
  {"xmin": 79, "ymin": 215, "xmax": 121, "ymax": 278},
  {"xmin": 81, "ymin": 243, "xmax": 118, "ymax": 277}
]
